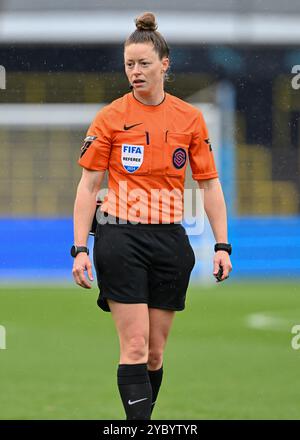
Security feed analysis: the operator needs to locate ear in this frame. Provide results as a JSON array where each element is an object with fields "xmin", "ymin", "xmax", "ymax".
[{"xmin": 161, "ymin": 57, "xmax": 170, "ymax": 73}]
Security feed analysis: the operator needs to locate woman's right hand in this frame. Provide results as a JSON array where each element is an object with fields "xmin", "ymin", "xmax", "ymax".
[{"xmin": 72, "ymin": 253, "xmax": 94, "ymax": 289}]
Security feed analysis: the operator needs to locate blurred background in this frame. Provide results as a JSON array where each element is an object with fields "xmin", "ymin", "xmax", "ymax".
[{"xmin": 0, "ymin": 0, "xmax": 299, "ymax": 420}]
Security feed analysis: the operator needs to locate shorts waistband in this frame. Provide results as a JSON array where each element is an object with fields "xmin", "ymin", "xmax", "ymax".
[{"xmin": 98, "ymin": 211, "xmax": 182, "ymax": 229}]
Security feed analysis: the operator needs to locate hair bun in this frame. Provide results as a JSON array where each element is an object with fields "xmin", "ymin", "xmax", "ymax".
[{"xmin": 135, "ymin": 12, "xmax": 158, "ymax": 31}]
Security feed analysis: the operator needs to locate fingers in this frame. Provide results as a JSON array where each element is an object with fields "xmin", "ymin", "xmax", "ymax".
[
  {"xmin": 73, "ymin": 266, "xmax": 91, "ymax": 289},
  {"xmin": 218, "ymin": 264, "xmax": 232, "ymax": 282},
  {"xmin": 219, "ymin": 265, "xmax": 231, "ymax": 281},
  {"xmin": 213, "ymin": 251, "xmax": 232, "ymax": 283},
  {"xmin": 87, "ymin": 263, "xmax": 94, "ymax": 282},
  {"xmin": 213, "ymin": 261, "xmax": 220, "ymax": 277},
  {"xmin": 214, "ymin": 266, "xmax": 223, "ymax": 282},
  {"xmin": 72, "ymin": 255, "xmax": 93, "ymax": 289}
]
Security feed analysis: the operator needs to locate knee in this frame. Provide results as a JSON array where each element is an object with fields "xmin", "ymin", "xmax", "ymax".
[
  {"xmin": 147, "ymin": 348, "xmax": 163, "ymax": 370},
  {"xmin": 125, "ymin": 335, "xmax": 148, "ymax": 362}
]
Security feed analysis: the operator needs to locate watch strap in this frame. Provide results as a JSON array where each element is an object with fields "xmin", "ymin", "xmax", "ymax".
[
  {"xmin": 214, "ymin": 243, "xmax": 232, "ymax": 255},
  {"xmin": 71, "ymin": 245, "xmax": 89, "ymax": 257}
]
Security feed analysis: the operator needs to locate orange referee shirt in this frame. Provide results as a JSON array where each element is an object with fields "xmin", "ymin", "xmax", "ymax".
[{"xmin": 78, "ymin": 92, "xmax": 218, "ymax": 223}]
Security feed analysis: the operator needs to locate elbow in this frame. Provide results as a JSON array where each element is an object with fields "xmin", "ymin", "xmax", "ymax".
[
  {"xmin": 78, "ymin": 169, "xmax": 105, "ymax": 196},
  {"xmin": 197, "ymin": 177, "xmax": 219, "ymax": 190}
]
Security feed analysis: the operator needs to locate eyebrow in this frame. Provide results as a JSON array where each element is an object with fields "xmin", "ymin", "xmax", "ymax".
[{"xmin": 125, "ymin": 58, "xmax": 150, "ymax": 62}]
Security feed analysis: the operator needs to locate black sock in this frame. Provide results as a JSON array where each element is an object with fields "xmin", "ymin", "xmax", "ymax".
[
  {"xmin": 148, "ymin": 365, "xmax": 163, "ymax": 415},
  {"xmin": 117, "ymin": 363, "xmax": 152, "ymax": 420}
]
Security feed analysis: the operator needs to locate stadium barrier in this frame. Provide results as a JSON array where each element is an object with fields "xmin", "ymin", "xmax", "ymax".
[{"xmin": 1, "ymin": 216, "xmax": 299, "ymax": 283}]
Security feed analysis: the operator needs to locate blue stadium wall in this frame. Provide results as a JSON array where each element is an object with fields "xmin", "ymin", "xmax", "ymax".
[{"xmin": 1, "ymin": 217, "xmax": 300, "ymax": 283}]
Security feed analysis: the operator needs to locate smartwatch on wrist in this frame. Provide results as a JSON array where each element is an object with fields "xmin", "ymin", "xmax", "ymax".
[
  {"xmin": 70, "ymin": 245, "xmax": 89, "ymax": 258},
  {"xmin": 214, "ymin": 243, "xmax": 232, "ymax": 255}
]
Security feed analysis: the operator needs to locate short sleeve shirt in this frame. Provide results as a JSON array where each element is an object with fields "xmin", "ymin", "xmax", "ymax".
[{"xmin": 78, "ymin": 92, "xmax": 218, "ymax": 223}]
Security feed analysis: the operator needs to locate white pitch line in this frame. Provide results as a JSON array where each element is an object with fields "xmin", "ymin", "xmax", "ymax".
[{"xmin": 245, "ymin": 312, "xmax": 291, "ymax": 331}]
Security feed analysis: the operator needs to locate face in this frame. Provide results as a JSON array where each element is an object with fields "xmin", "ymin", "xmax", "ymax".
[{"xmin": 124, "ymin": 43, "xmax": 169, "ymax": 96}]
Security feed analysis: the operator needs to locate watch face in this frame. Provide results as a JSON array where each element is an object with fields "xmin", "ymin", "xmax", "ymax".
[{"xmin": 70, "ymin": 245, "xmax": 77, "ymax": 257}]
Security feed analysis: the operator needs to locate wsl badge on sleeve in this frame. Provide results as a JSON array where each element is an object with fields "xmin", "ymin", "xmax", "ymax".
[
  {"xmin": 80, "ymin": 135, "xmax": 97, "ymax": 158},
  {"xmin": 121, "ymin": 144, "xmax": 144, "ymax": 173}
]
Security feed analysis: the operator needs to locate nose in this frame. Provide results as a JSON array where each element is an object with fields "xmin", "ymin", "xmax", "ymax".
[{"xmin": 132, "ymin": 63, "xmax": 141, "ymax": 75}]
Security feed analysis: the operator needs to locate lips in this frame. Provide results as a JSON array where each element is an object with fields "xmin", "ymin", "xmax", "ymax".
[{"xmin": 133, "ymin": 79, "xmax": 145, "ymax": 84}]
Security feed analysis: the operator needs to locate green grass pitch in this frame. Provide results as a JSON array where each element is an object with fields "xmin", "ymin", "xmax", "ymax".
[{"xmin": 0, "ymin": 282, "xmax": 299, "ymax": 420}]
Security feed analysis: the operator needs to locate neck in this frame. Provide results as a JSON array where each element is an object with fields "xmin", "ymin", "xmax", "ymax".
[{"xmin": 133, "ymin": 89, "xmax": 165, "ymax": 106}]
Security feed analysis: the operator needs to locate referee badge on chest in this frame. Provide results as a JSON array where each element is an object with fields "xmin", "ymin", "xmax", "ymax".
[{"xmin": 121, "ymin": 144, "xmax": 144, "ymax": 173}]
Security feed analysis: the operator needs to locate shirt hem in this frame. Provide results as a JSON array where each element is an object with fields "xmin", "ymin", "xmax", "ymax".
[{"xmin": 192, "ymin": 172, "xmax": 218, "ymax": 181}]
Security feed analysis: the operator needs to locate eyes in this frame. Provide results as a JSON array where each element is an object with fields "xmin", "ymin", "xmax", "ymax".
[{"xmin": 125, "ymin": 61, "xmax": 150, "ymax": 68}]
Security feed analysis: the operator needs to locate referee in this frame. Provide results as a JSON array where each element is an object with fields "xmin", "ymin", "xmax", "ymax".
[{"xmin": 71, "ymin": 12, "xmax": 232, "ymax": 420}]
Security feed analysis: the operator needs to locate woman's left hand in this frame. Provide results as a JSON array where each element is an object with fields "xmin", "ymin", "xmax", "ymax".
[{"xmin": 213, "ymin": 251, "xmax": 232, "ymax": 282}]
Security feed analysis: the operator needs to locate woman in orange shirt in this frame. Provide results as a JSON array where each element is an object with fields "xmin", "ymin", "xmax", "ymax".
[{"xmin": 71, "ymin": 12, "xmax": 232, "ymax": 420}]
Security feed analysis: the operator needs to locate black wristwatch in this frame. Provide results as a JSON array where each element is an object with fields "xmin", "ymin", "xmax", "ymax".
[
  {"xmin": 70, "ymin": 245, "xmax": 89, "ymax": 258},
  {"xmin": 214, "ymin": 243, "xmax": 232, "ymax": 255}
]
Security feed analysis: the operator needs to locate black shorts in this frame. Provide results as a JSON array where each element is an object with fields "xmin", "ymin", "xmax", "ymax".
[{"xmin": 93, "ymin": 219, "xmax": 195, "ymax": 312}]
